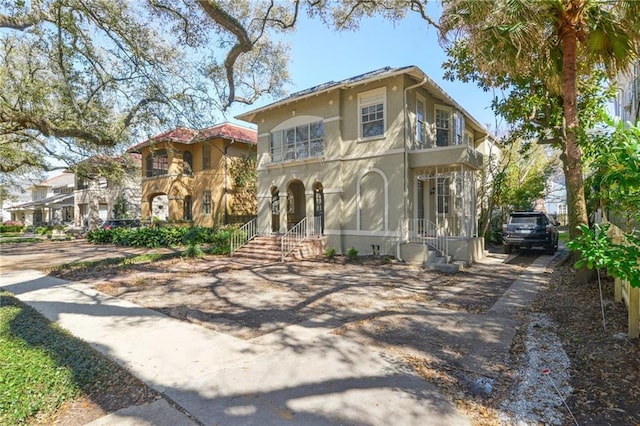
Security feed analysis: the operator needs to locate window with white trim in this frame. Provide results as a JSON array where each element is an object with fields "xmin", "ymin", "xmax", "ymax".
[
  {"xmin": 270, "ymin": 120, "xmax": 324, "ymax": 162},
  {"xmin": 464, "ymin": 131, "xmax": 474, "ymax": 146},
  {"xmin": 416, "ymin": 95, "xmax": 427, "ymax": 148},
  {"xmin": 435, "ymin": 107, "xmax": 451, "ymax": 147},
  {"xmin": 358, "ymin": 88, "xmax": 386, "ymax": 139}
]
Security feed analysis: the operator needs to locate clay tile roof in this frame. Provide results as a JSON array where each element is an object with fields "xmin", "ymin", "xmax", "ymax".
[
  {"xmin": 195, "ymin": 123, "xmax": 257, "ymax": 145},
  {"xmin": 127, "ymin": 123, "xmax": 256, "ymax": 153}
]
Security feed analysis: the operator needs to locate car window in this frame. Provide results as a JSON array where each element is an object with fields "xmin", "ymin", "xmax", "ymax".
[{"xmin": 510, "ymin": 216, "xmax": 537, "ymax": 225}]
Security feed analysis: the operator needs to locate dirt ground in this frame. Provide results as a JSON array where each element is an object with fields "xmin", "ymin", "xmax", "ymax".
[{"xmin": 3, "ymin": 240, "xmax": 639, "ymax": 425}]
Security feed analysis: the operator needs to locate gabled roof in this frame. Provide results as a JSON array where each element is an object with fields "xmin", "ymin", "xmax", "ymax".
[
  {"xmin": 235, "ymin": 65, "xmax": 490, "ymax": 136},
  {"xmin": 31, "ymin": 172, "xmax": 75, "ymax": 190},
  {"xmin": 127, "ymin": 122, "xmax": 257, "ymax": 153}
]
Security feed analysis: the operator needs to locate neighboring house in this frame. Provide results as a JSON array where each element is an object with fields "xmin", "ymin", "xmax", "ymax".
[
  {"xmin": 7, "ymin": 155, "xmax": 142, "ymax": 229},
  {"xmin": 73, "ymin": 154, "xmax": 142, "ymax": 229},
  {"xmin": 1, "ymin": 190, "xmax": 30, "ymax": 222},
  {"xmin": 613, "ymin": 60, "xmax": 640, "ymax": 124},
  {"xmin": 126, "ymin": 122, "xmax": 257, "ymax": 227},
  {"xmin": 236, "ymin": 66, "xmax": 497, "ymax": 265},
  {"xmin": 8, "ymin": 173, "xmax": 75, "ymax": 226}
]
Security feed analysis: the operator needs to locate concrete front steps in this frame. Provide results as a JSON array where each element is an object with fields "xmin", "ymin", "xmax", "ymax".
[
  {"xmin": 400, "ymin": 242, "xmax": 465, "ymax": 273},
  {"xmin": 232, "ymin": 235, "xmax": 325, "ymax": 263}
]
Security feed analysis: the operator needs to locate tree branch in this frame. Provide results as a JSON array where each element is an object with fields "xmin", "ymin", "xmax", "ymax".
[{"xmin": 197, "ymin": 0, "xmax": 254, "ymax": 110}]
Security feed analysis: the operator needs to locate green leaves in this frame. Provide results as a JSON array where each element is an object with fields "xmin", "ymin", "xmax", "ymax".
[
  {"xmin": 86, "ymin": 225, "xmax": 234, "ymax": 254},
  {"xmin": 567, "ymin": 223, "xmax": 640, "ymax": 288}
]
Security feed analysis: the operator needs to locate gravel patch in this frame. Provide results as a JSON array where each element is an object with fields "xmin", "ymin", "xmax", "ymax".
[{"xmin": 499, "ymin": 313, "xmax": 574, "ymax": 425}]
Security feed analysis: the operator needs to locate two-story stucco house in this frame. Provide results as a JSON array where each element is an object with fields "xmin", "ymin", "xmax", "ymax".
[
  {"xmin": 127, "ymin": 122, "xmax": 257, "ymax": 227},
  {"xmin": 73, "ymin": 154, "xmax": 142, "ymax": 229},
  {"xmin": 236, "ymin": 66, "xmax": 497, "ymax": 265}
]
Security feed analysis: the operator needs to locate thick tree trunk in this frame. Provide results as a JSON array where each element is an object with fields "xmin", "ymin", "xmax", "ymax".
[{"xmin": 560, "ymin": 4, "xmax": 592, "ymax": 283}]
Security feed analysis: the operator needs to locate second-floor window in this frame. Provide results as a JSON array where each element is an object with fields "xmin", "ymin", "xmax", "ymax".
[
  {"xmin": 183, "ymin": 151, "xmax": 193, "ymax": 175},
  {"xmin": 359, "ymin": 87, "xmax": 386, "ymax": 139},
  {"xmin": 202, "ymin": 190, "xmax": 212, "ymax": 214},
  {"xmin": 435, "ymin": 107, "xmax": 451, "ymax": 147},
  {"xmin": 146, "ymin": 150, "xmax": 168, "ymax": 177},
  {"xmin": 270, "ymin": 120, "xmax": 324, "ymax": 162}
]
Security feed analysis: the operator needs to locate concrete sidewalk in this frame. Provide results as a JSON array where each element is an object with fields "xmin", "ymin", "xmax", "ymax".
[{"xmin": 1, "ymin": 269, "xmax": 473, "ymax": 426}]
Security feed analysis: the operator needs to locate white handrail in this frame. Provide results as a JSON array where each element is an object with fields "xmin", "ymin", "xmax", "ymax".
[
  {"xmin": 230, "ymin": 217, "xmax": 257, "ymax": 255},
  {"xmin": 404, "ymin": 218, "xmax": 449, "ymax": 258},
  {"xmin": 281, "ymin": 216, "xmax": 321, "ymax": 261}
]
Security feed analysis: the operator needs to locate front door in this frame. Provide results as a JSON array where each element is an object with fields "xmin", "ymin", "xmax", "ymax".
[
  {"xmin": 313, "ymin": 184, "xmax": 324, "ymax": 234},
  {"xmin": 271, "ymin": 188, "xmax": 280, "ymax": 233}
]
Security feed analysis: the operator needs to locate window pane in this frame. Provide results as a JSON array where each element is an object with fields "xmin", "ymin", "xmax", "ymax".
[
  {"xmin": 363, "ymin": 121, "xmax": 384, "ymax": 138},
  {"xmin": 296, "ymin": 124, "xmax": 309, "ymax": 158},
  {"xmin": 310, "ymin": 121, "xmax": 323, "ymax": 140},
  {"xmin": 310, "ymin": 121, "xmax": 324, "ymax": 157},
  {"xmin": 285, "ymin": 128, "xmax": 296, "ymax": 160},
  {"xmin": 270, "ymin": 131, "xmax": 283, "ymax": 162},
  {"xmin": 435, "ymin": 109, "xmax": 450, "ymax": 147},
  {"xmin": 361, "ymin": 102, "xmax": 384, "ymax": 138}
]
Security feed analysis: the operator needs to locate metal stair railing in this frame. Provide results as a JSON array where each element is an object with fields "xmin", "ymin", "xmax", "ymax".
[
  {"xmin": 405, "ymin": 218, "xmax": 449, "ymax": 258},
  {"xmin": 281, "ymin": 216, "xmax": 321, "ymax": 261},
  {"xmin": 230, "ymin": 217, "xmax": 257, "ymax": 255}
]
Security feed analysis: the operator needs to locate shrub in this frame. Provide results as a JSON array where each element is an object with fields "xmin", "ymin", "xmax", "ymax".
[
  {"xmin": 346, "ymin": 246, "xmax": 358, "ymax": 262},
  {"xmin": 184, "ymin": 244, "xmax": 204, "ymax": 258},
  {"xmin": 324, "ymin": 247, "xmax": 336, "ymax": 261},
  {"xmin": 0, "ymin": 221, "xmax": 25, "ymax": 233},
  {"xmin": 35, "ymin": 226, "xmax": 50, "ymax": 235},
  {"xmin": 86, "ymin": 225, "xmax": 235, "ymax": 251}
]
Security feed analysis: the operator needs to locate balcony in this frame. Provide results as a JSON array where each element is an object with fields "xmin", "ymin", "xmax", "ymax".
[{"xmin": 408, "ymin": 144, "xmax": 483, "ymax": 169}]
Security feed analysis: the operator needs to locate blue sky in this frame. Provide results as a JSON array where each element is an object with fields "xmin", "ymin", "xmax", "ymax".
[{"xmin": 229, "ymin": 11, "xmax": 503, "ymax": 132}]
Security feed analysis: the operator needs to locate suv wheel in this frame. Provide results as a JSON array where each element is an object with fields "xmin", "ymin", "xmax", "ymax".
[
  {"xmin": 504, "ymin": 244, "xmax": 513, "ymax": 254},
  {"xmin": 545, "ymin": 243, "xmax": 555, "ymax": 255}
]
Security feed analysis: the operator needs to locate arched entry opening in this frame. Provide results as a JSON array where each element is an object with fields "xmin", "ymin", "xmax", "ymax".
[
  {"xmin": 270, "ymin": 186, "xmax": 280, "ymax": 233},
  {"xmin": 313, "ymin": 182, "xmax": 324, "ymax": 234},
  {"xmin": 286, "ymin": 180, "xmax": 305, "ymax": 229},
  {"xmin": 150, "ymin": 194, "xmax": 168, "ymax": 221}
]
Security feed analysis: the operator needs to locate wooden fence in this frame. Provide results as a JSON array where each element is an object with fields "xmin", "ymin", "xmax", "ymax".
[{"xmin": 607, "ymin": 223, "xmax": 640, "ymax": 339}]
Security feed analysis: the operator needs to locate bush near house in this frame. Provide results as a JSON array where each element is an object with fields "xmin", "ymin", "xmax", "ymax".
[
  {"xmin": 0, "ymin": 221, "xmax": 25, "ymax": 233},
  {"xmin": 86, "ymin": 225, "xmax": 237, "ymax": 253}
]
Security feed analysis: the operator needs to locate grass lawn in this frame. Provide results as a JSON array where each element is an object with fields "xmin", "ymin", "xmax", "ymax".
[{"xmin": 0, "ymin": 291, "xmax": 148, "ymax": 424}]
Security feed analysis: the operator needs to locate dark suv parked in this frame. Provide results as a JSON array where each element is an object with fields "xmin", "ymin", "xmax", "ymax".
[
  {"xmin": 100, "ymin": 219, "xmax": 141, "ymax": 230},
  {"xmin": 502, "ymin": 211, "xmax": 559, "ymax": 254}
]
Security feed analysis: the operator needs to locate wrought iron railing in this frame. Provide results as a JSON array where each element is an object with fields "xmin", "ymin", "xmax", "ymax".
[
  {"xmin": 281, "ymin": 216, "xmax": 322, "ymax": 261},
  {"xmin": 403, "ymin": 218, "xmax": 449, "ymax": 258},
  {"xmin": 229, "ymin": 217, "xmax": 257, "ymax": 255}
]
